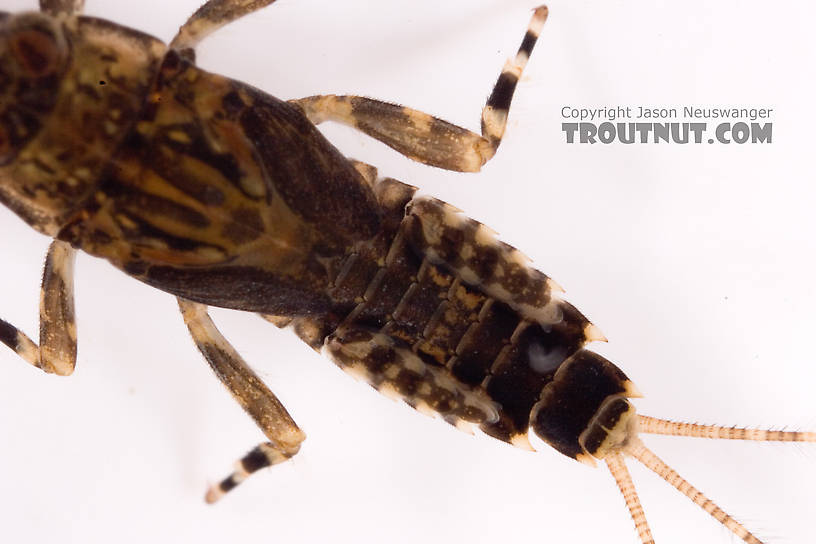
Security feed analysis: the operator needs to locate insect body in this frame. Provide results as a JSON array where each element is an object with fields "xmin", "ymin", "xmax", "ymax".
[{"xmin": 0, "ymin": 1, "xmax": 813, "ymax": 543}]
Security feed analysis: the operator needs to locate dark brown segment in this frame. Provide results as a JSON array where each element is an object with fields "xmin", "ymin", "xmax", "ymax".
[
  {"xmin": 530, "ymin": 350, "xmax": 632, "ymax": 459},
  {"xmin": 241, "ymin": 445, "xmax": 276, "ymax": 473},
  {"xmin": 329, "ymin": 252, "xmax": 381, "ymax": 304},
  {"xmin": 551, "ymin": 301, "xmax": 593, "ymax": 349},
  {"xmin": 519, "ymin": 30, "xmax": 539, "ymax": 58},
  {"xmin": 392, "ymin": 281, "xmax": 445, "ymax": 332},
  {"xmin": 353, "ymin": 232, "xmax": 421, "ymax": 329},
  {"xmin": 216, "ymin": 475, "xmax": 239, "ymax": 494},
  {"xmin": 355, "ymin": 269, "xmax": 412, "ymax": 330},
  {"xmin": 484, "ymin": 71, "xmax": 519, "ymax": 115},
  {"xmin": 480, "ymin": 317, "xmax": 586, "ymax": 443},
  {"xmin": 430, "ymin": 279, "xmax": 487, "ymax": 348},
  {"xmin": 393, "ymin": 368, "xmax": 422, "ymax": 397},
  {"xmin": 465, "ymin": 243, "xmax": 500, "ymax": 284},
  {"xmin": 417, "ymin": 300, "xmax": 473, "ymax": 361},
  {"xmin": 0, "ymin": 319, "xmax": 20, "ymax": 352},
  {"xmin": 327, "ymin": 178, "xmax": 417, "ymax": 310},
  {"xmin": 450, "ymin": 300, "xmax": 519, "ymax": 386},
  {"xmin": 380, "ymin": 321, "xmax": 418, "ymax": 351},
  {"xmin": 362, "ymin": 341, "xmax": 398, "ymax": 380},
  {"xmin": 383, "ymin": 264, "xmax": 452, "ymax": 358}
]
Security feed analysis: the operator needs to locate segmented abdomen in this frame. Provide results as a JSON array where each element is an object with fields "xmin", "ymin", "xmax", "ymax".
[{"xmin": 318, "ymin": 184, "xmax": 601, "ymax": 447}]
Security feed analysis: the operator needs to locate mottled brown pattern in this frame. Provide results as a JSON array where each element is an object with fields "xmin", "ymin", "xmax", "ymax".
[
  {"xmin": 406, "ymin": 197, "xmax": 574, "ymax": 324},
  {"xmin": 39, "ymin": 0, "xmax": 85, "ymax": 17},
  {"xmin": 0, "ymin": 0, "xmax": 603, "ymax": 479},
  {"xmin": 37, "ymin": 239, "xmax": 77, "ymax": 375},
  {"xmin": 2, "ymin": 6, "xmax": 811, "ymax": 544},
  {"xmin": 320, "ymin": 188, "xmax": 598, "ymax": 444},
  {"xmin": 0, "ymin": 13, "xmax": 166, "ymax": 235},
  {"xmin": 56, "ymin": 50, "xmax": 382, "ymax": 316},
  {"xmin": 326, "ymin": 327, "xmax": 499, "ymax": 427},
  {"xmin": 222, "ymin": 206, "xmax": 264, "ymax": 244},
  {"xmin": 0, "ymin": 238, "xmax": 77, "ymax": 379}
]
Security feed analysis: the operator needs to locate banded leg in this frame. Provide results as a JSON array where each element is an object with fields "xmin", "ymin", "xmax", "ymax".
[
  {"xmin": 170, "ymin": 0, "xmax": 279, "ymax": 51},
  {"xmin": 178, "ymin": 299, "xmax": 306, "ymax": 502},
  {"xmin": 39, "ymin": 0, "xmax": 84, "ymax": 16},
  {"xmin": 0, "ymin": 240, "xmax": 77, "ymax": 376},
  {"xmin": 290, "ymin": 6, "xmax": 548, "ymax": 172}
]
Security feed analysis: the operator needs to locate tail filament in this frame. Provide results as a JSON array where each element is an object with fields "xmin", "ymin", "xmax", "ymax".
[
  {"xmin": 638, "ymin": 415, "xmax": 816, "ymax": 442},
  {"xmin": 605, "ymin": 452, "xmax": 655, "ymax": 544},
  {"xmin": 623, "ymin": 438, "xmax": 763, "ymax": 544}
]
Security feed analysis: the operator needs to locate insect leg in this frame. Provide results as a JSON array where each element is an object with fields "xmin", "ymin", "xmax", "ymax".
[
  {"xmin": 39, "ymin": 0, "xmax": 85, "ymax": 16},
  {"xmin": 170, "ymin": 0, "xmax": 280, "ymax": 52},
  {"xmin": 289, "ymin": 6, "xmax": 548, "ymax": 173},
  {"xmin": 177, "ymin": 299, "xmax": 306, "ymax": 502},
  {"xmin": 0, "ymin": 240, "xmax": 77, "ymax": 376},
  {"xmin": 291, "ymin": 95, "xmax": 499, "ymax": 173}
]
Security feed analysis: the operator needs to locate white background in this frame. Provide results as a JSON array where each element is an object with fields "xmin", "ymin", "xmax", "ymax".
[{"xmin": 1, "ymin": 1, "xmax": 815, "ymax": 543}]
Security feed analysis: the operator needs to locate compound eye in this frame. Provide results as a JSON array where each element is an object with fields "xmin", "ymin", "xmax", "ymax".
[{"xmin": 6, "ymin": 15, "xmax": 67, "ymax": 78}]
